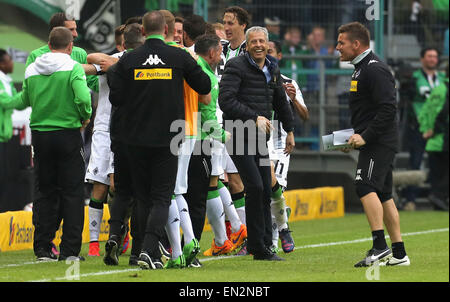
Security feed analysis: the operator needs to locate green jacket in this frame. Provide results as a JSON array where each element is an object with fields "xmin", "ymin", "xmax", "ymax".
[
  {"xmin": 0, "ymin": 72, "xmax": 26, "ymax": 142},
  {"xmin": 419, "ymin": 78, "xmax": 449, "ymax": 152},
  {"xmin": 26, "ymin": 44, "xmax": 99, "ymax": 92},
  {"xmin": 20, "ymin": 52, "xmax": 92, "ymax": 131},
  {"xmin": 409, "ymin": 69, "xmax": 446, "ymax": 127},
  {"xmin": 197, "ymin": 56, "xmax": 226, "ymax": 142}
]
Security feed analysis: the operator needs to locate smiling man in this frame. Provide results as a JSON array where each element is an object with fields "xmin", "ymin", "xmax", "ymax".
[
  {"xmin": 219, "ymin": 26, "xmax": 294, "ymax": 261},
  {"xmin": 336, "ymin": 22, "xmax": 410, "ymax": 267}
]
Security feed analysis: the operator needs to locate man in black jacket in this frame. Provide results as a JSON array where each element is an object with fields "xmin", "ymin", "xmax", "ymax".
[
  {"xmin": 105, "ymin": 11, "xmax": 211, "ymax": 270},
  {"xmin": 219, "ymin": 26, "xmax": 294, "ymax": 261},
  {"xmin": 336, "ymin": 22, "xmax": 410, "ymax": 267}
]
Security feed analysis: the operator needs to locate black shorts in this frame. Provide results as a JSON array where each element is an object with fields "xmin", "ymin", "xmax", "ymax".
[{"xmin": 355, "ymin": 144, "xmax": 395, "ymax": 202}]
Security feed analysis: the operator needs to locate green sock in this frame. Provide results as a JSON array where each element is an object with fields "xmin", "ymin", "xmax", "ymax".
[{"xmin": 271, "ymin": 182, "xmax": 283, "ymax": 200}]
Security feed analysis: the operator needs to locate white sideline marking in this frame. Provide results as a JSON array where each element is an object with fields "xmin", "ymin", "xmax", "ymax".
[{"xmin": 6, "ymin": 227, "xmax": 448, "ymax": 282}]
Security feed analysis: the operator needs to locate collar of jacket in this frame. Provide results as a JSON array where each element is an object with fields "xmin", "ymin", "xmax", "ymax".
[
  {"xmin": 353, "ymin": 49, "xmax": 374, "ymax": 68},
  {"xmin": 244, "ymin": 52, "xmax": 278, "ymax": 74},
  {"xmin": 351, "ymin": 48, "xmax": 371, "ymax": 65},
  {"xmin": 146, "ymin": 34, "xmax": 165, "ymax": 41}
]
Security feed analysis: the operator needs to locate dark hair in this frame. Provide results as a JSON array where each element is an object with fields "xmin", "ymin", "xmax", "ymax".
[
  {"xmin": 49, "ymin": 12, "xmax": 74, "ymax": 32},
  {"xmin": 224, "ymin": 6, "xmax": 250, "ymax": 28},
  {"xmin": 142, "ymin": 11, "xmax": 165, "ymax": 34},
  {"xmin": 49, "ymin": 27, "xmax": 73, "ymax": 50},
  {"xmin": 183, "ymin": 15, "xmax": 206, "ymax": 41},
  {"xmin": 0, "ymin": 49, "xmax": 9, "ymax": 62},
  {"xmin": 205, "ymin": 23, "xmax": 216, "ymax": 35},
  {"xmin": 115, "ymin": 25, "xmax": 125, "ymax": 46},
  {"xmin": 124, "ymin": 23, "xmax": 144, "ymax": 49},
  {"xmin": 338, "ymin": 22, "xmax": 370, "ymax": 46},
  {"xmin": 195, "ymin": 34, "xmax": 221, "ymax": 55},
  {"xmin": 175, "ymin": 16, "xmax": 184, "ymax": 24},
  {"xmin": 125, "ymin": 16, "xmax": 143, "ymax": 26},
  {"xmin": 420, "ymin": 47, "xmax": 440, "ymax": 58},
  {"xmin": 270, "ymin": 40, "xmax": 282, "ymax": 54}
]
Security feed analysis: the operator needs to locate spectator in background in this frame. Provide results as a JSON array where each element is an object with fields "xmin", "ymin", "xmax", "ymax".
[
  {"xmin": 419, "ymin": 69, "xmax": 449, "ymax": 211},
  {"xmin": 280, "ymin": 26, "xmax": 308, "ymax": 88},
  {"xmin": 174, "ymin": 16, "xmax": 184, "ymax": 46},
  {"xmin": 264, "ymin": 16, "xmax": 281, "ymax": 41},
  {"xmin": 402, "ymin": 47, "xmax": 446, "ymax": 211},
  {"xmin": 305, "ymin": 26, "xmax": 334, "ymax": 93},
  {"xmin": 408, "ymin": 0, "xmax": 425, "ymax": 47},
  {"xmin": 0, "ymin": 49, "xmax": 27, "ymax": 203}
]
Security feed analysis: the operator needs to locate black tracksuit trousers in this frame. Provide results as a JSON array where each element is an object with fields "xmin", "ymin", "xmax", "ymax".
[
  {"xmin": 124, "ymin": 144, "xmax": 177, "ymax": 259},
  {"xmin": 228, "ymin": 140, "xmax": 272, "ymax": 256},
  {"xmin": 184, "ymin": 139, "xmax": 212, "ymax": 242},
  {"xmin": 32, "ymin": 129, "xmax": 85, "ymax": 257}
]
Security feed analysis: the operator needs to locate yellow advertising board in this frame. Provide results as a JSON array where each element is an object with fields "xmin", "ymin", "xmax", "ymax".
[
  {"xmin": 0, "ymin": 187, "xmax": 344, "ymax": 252},
  {"xmin": 0, "ymin": 206, "xmax": 111, "ymax": 252},
  {"xmin": 283, "ymin": 187, "xmax": 345, "ymax": 221}
]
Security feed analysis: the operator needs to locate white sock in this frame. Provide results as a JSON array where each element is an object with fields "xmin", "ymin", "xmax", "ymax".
[
  {"xmin": 175, "ymin": 194, "xmax": 195, "ymax": 245},
  {"xmin": 231, "ymin": 192, "xmax": 246, "ymax": 226},
  {"xmin": 271, "ymin": 195, "xmax": 288, "ymax": 231},
  {"xmin": 235, "ymin": 207, "xmax": 246, "ymax": 226},
  {"xmin": 218, "ymin": 182, "xmax": 242, "ymax": 233},
  {"xmin": 271, "ymin": 214, "xmax": 279, "ymax": 248},
  {"xmin": 206, "ymin": 189, "xmax": 227, "ymax": 246},
  {"xmin": 88, "ymin": 207, "xmax": 103, "ymax": 242},
  {"xmin": 165, "ymin": 198, "xmax": 182, "ymax": 259}
]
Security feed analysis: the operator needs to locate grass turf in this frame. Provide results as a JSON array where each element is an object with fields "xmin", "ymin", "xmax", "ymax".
[{"xmin": 0, "ymin": 210, "xmax": 448, "ymax": 282}]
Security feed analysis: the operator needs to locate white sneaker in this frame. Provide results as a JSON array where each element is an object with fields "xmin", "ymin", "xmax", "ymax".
[{"xmin": 380, "ymin": 255, "xmax": 410, "ymax": 266}]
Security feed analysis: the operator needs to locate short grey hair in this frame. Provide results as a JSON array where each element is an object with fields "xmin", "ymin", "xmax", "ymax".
[{"xmin": 245, "ymin": 26, "xmax": 269, "ymax": 43}]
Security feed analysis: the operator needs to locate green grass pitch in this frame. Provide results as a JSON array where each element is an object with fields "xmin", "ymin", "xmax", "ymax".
[{"xmin": 0, "ymin": 211, "xmax": 448, "ymax": 283}]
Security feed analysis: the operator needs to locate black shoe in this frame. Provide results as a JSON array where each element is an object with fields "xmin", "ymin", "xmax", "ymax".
[
  {"xmin": 58, "ymin": 255, "xmax": 85, "ymax": 261},
  {"xmin": 429, "ymin": 194, "xmax": 449, "ymax": 211},
  {"xmin": 253, "ymin": 248, "xmax": 285, "ymax": 261},
  {"xmin": 354, "ymin": 247, "xmax": 392, "ymax": 267},
  {"xmin": 137, "ymin": 252, "xmax": 163, "ymax": 270},
  {"xmin": 188, "ymin": 257, "xmax": 202, "ymax": 268},
  {"xmin": 129, "ymin": 254, "xmax": 139, "ymax": 266},
  {"xmin": 104, "ymin": 235, "xmax": 120, "ymax": 266},
  {"xmin": 35, "ymin": 248, "xmax": 58, "ymax": 262}
]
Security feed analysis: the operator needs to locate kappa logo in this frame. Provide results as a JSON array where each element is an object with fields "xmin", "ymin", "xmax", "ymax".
[
  {"xmin": 352, "ymin": 69, "xmax": 361, "ymax": 79},
  {"xmin": 355, "ymin": 169, "xmax": 363, "ymax": 181},
  {"xmin": 142, "ymin": 54, "xmax": 165, "ymax": 66},
  {"xmin": 368, "ymin": 60, "xmax": 379, "ymax": 65}
]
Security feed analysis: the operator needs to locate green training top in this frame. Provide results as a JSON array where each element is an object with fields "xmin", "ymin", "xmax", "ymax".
[
  {"xmin": 197, "ymin": 56, "xmax": 225, "ymax": 142},
  {"xmin": 419, "ymin": 78, "xmax": 449, "ymax": 152},
  {"xmin": 411, "ymin": 69, "xmax": 446, "ymax": 123},
  {"xmin": 0, "ymin": 74, "xmax": 24, "ymax": 142},
  {"xmin": 20, "ymin": 52, "xmax": 92, "ymax": 131},
  {"xmin": 26, "ymin": 44, "xmax": 99, "ymax": 92}
]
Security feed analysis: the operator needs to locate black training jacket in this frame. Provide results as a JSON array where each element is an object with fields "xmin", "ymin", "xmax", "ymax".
[
  {"xmin": 218, "ymin": 52, "xmax": 294, "ymax": 137},
  {"xmin": 107, "ymin": 37, "xmax": 211, "ymax": 147},
  {"xmin": 349, "ymin": 51, "xmax": 398, "ymax": 151}
]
